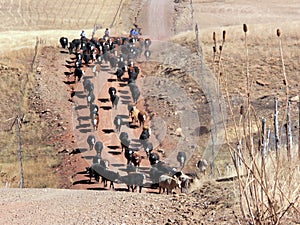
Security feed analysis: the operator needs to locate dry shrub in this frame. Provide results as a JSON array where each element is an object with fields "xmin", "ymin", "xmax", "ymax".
[{"xmin": 215, "ymin": 24, "xmax": 300, "ymax": 224}]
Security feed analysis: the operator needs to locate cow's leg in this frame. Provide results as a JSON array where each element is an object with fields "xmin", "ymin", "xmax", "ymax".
[{"xmin": 111, "ymin": 181, "xmax": 114, "ymax": 190}]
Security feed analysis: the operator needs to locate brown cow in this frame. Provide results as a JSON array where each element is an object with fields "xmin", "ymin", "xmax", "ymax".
[
  {"xmin": 131, "ymin": 152, "xmax": 142, "ymax": 168},
  {"xmin": 137, "ymin": 110, "xmax": 147, "ymax": 127},
  {"xmin": 158, "ymin": 175, "xmax": 181, "ymax": 195}
]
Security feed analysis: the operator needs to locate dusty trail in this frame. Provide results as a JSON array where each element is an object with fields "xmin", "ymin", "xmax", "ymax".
[
  {"xmin": 69, "ymin": 0, "xmax": 180, "ymax": 192},
  {"xmin": 141, "ymin": 0, "xmax": 175, "ymax": 40}
]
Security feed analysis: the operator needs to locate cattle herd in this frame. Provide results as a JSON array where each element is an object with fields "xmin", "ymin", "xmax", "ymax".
[{"xmin": 59, "ymin": 30, "xmax": 207, "ymax": 194}]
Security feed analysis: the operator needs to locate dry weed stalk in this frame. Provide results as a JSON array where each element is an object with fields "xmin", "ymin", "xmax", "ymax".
[{"xmin": 215, "ymin": 24, "xmax": 300, "ymax": 224}]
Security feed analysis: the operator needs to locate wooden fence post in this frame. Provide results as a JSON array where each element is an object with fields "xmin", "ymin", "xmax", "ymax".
[
  {"xmin": 274, "ymin": 97, "xmax": 280, "ymax": 159},
  {"xmin": 298, "ymin": 100, "xmax": 300, "ymax": 160},
  {"xmin": 190, "ymin": 0, "xmax": 194, "ymax": 29},
  {"xmin": 14, "ymin": 116, "xmax": 24, "ymax": 188},
  {"xmin": 286, "ymin": 100, "xmax": 292, "ymax": 161}
]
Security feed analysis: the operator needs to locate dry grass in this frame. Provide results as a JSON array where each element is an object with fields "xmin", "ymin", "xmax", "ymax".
[{"xmin": 0, "ymin": 0, "xmax": 128, "ymax": 188}]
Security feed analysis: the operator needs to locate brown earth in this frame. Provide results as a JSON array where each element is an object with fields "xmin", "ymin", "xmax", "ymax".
[{"xmin": 0, "ymin": 0, "xmax": 300, "ymax": 224}]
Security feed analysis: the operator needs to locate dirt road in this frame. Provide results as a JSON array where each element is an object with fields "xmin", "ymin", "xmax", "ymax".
[{"xmin": 68, "ymin": 0, "xmax": 181, "ymax": 192}]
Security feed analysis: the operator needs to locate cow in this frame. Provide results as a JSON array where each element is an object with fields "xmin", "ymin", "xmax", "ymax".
[
  {"xmin": 158, "ymin": 175, "xmax": 181, "ymax": 195},
  {"xmin": 177, "ymin": 151, "xmax": 187, "ymax": 168},
  {"xmin": 172, "ymin": 171, "xmax": 194, "ymax": 193},
  {"xmin": 75, "ymin": 59, "xmax": 82, "ymax": 69},
  {"xmin": 89, "ymin": 163, "xmax": 119, "ymax": 189},
  {"xmin": 95, "ymin": 141, "xmax": 103, "ymax": 156},
  {"xmin": 137, "ymin": 111, "xmax": 147, "ymax": 127},
  {"xmin": 89, "ymin": 103, "xmax": 99, "ymax": 118},
  {"xmin": 87, "ymin": 91, "xmax": 95, "ymax": 106},
  {"xmin": 115, "ymin": 68, "xmax": 124, "ymax": 81},
  {"xmin": 76, "ymin": 51, "xmax": 83, "ymax": 61},
  {"xmin": 139, "ymin": 126, "xmax": 151, "ymax": 146},
  {"xmin": 108, "ymin": 55, "xmax": 118, "ymax": 71},
  {"xmin": 117, "ymin": 60, "xmax": 126, "ymax": 71},
  {"xmin": 143, "ymin": 141, "xmax": 154, "ymax": 157},
  {"xmin": 119, "ymin": 132, "xmax": 130, "ymax": 152},
  {"xmin": 144, "ymin": 38, "xmax": 151, "ymax": 49},
  {"xmin": 118, "ymin": 172, "xmax": 146, "ymax": 193},
  {"xmin": 149, "ymin": 152, "xmax": 160, "ymax": 165},
  {"xmin": 124, "ymin": 147, "xmax": 134, "ymax": 165},
  {"xmin": 74, "ymin": 67, "xmax": 84, "ymax": 82},
  {"xmin": 108, "ymin": 87, "xmax": 117, "ymax": 97},
  {"xmin": 129, "ymin": 106, "xmax": 140, "ymax": 125},
  {"xmin": 196, "ymin": 159, "xmax": 208, "ymax": 175},
  {"xmin": 83, "ymin": 54, "xmax": 92, "ymax": 65},
  {"xmin": 180, "ymin": 173, "xmax": 196, "ymax": 193},
  {"xmin": 131, "ymin": 152, "xmax": 142, "ymax": 168},
  {"xmin": 83, "ymin": 79, "xmax": 94, "ymax": 93},
  {"xmin": 110, "ymin": 94, "xmax": 119, "ymax": 109},
  {"xmin": 154, "ymin": 161, "xmax": 177, "ymax": 176},
  {"xmin": 127, "ymin": 102, "xmax": 135, "ymax": 116},
  {"xmin": 128, "ymin": 69, "xmax": 138, "ymax": 81},
  {"xmin": 149, "ymin": 167, "xmax": 165, "ymax": 188},
  {"xmin": 91, "ymin": 112, "xmax": 99, "ymax": 131},
  {"xmin": 87, "ymin": 134, "xmax": 96, "ymax": 151},
  {"xmin": 87, "ymin": 159, "xmax": 110, "ymax": 182},
  {"xmin": 59, "ymin": 37, "xmax": 68, "ymax": 49},
  {"xmin": 129, "ymin": 83, "xmax": 140, "ymax": 103},
  {"xmin": 69, "ymin": 39, "xmax": 81, "ymax": 54},
  {"xmin": 113, "ymin": 115, "xmax": 122, "ymax": 132},
  {"xmin": 126, "ymin": 164, "xmax": 137, "ymax": 174},
  {"xmin": 144, "ymin": 49, "xmax": 151, "ymax": 60}
]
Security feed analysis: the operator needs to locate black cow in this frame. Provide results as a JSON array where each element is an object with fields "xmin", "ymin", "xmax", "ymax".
[
  {"xmin": 108, "ymin": 87, "xmax": 117, "ymax": 97},
  {"xmin": 83, "ymin": 54, "xmax": 91, "ymax": 65},
  {"xmin": 59, "ymin": 37, "xmax": 68, "ymax": 49},
  {"xmin": 108, "ymin": 55, "xmax": 118, "ymax": 71},
  {"xmin": 124, "ymin": 147, "xmax": 134, "ymax": 165},
  {"xmin": 114, "ymin": 115, "xmax": 122, "ymax": 132},
  {"xmin": 92, "ymin": 154, "xmax": 102, "ymax": 164},
  {"xmin": 87, "ymin": 134, "xmax": 96, "ymax": 151},
  {"xmin": 89, "ymin": 163, "xmax": 119, "ymax": 189},
  {"xmin": 154, "ymin": 161, "xmax": 177, "ymax": 176},
  {"xmin": 95, "ymin": 141, "xmax": 103, "ymax": 156},
  {"xmin": 126, "ymin": 164, "xmax": 137, "ymax": 174},
  {"xmin": 115, "ymin": 68, "xmax": 124, "ymax": 81},
  {"xmin": 75, "ymin": 59, "xmax": 82, "ymax": 68},
  {"xmin": 74, "ymin": 67, "xmax": 84, "ymax": 82},
  {"xmin": 177, "ymin": 152, "xmax": 187, "ymax": 168},
  {"xmin": 110, "ymin": 94, "xmax": 119, "ymax": 109},
  {"xmin": 139, "ymin": 127, "xmax": 151, "ymax": 144},
  {"xmin": 69, "ymin": 39, "xmax": 81, "ymax": 54},
  {"xmin": 118, "ymin": 172, "xmax": 146, "ymax": 193},
  {"xmin": 149, "ymin": 167, "xmax": 165, "ymax": 187},
  {"xmin": 117, "ymin": 60, "xmax": 126, "ymax": 70},
  {"xmin": 87, "ymin": 91, "xmax": 95, "ymax": 106},
  {"xmin": 87, "ymin": 159, "xmax": 110, "ymax": 182},
  {"xmin": 98, "ymin": 168, "xmax": 120, "ymax": 189},
  {"xmin": 143, "ymin": 141, "xmax": 154, "ymax": 157},
  {"xmin": 89, "ymin": 103, "xmax": 99, "ymax": 117},
  {"xmin": 129, "ymin": 83, "xmax": 140, "ymax": 103},
  {"xmin": 149, "ymin": 152, "xmax": 160, "ymax": 165},
  {"xmin": 119, "ymin": 132, "xmax": 130, "ymax": 152},
  {"xmin": 83, "ymin": 79, "xmax": 94, "ymax": 93},
  {"xmin": 76, "ymin": 51, "xmax": 83, "ymax": 61}
]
